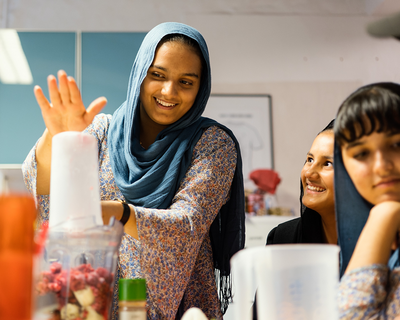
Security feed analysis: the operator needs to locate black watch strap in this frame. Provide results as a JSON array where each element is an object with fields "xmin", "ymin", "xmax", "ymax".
[{"xmin": 117, "ymin": 200, "xmax": 130, "ymax": 225}]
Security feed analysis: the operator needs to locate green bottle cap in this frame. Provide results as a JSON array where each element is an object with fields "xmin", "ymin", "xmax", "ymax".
[{"xmin": 119, "ymin": 278, "xmax": 147, "ymax": 301}]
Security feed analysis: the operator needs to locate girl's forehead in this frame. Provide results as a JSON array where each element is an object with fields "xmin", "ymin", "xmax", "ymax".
[{"xmin": 310, "ymin": 132, "xmax": 334, "ymax": 154}]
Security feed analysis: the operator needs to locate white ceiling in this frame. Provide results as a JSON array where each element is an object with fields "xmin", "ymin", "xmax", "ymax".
[
  {"xmin": 2, "ymin": 0, "xmax": 400, "ymax": 31},
  {"xmin": 181, "ymin": 0, "xmax": 400, "ymax": 16}
]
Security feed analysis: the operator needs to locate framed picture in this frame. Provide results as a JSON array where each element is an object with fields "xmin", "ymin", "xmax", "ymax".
[{"xmin": 203, "ymin": 94, "xmax": 273, "ymax": 189}]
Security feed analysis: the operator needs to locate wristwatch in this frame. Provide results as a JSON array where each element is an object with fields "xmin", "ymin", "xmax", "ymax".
[{"xmin": 116, "ymin": 199, "xmax": 130, "ymax": 225}]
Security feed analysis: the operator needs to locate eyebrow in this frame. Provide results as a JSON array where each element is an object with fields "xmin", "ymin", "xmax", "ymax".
[
  {"xmin": 151, "ymin": 64, "xmax": 199, "ymax": 78},
  {"xmin": 345, "ymin": 141, "xmax": 364, "ymax": 150},
  {"xmin": 307, "ymin": 152, "xmax": 333, "ymax": 160},
  {"xmin": 344, "ymin": 131, "xmax": 400, "ymax": 150}
]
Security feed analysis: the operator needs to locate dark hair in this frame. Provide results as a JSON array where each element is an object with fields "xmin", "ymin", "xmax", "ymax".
[
  {"xmin": 157, "ymin": 33, "xmax": 206, "ymax": 78},
  {"xmin": 334, "ymin": 82, "xmax": 400, "ymax": 146},
  {"xmin": 318, "ymin": 119, "xmax": 335, "ymax": 135}
]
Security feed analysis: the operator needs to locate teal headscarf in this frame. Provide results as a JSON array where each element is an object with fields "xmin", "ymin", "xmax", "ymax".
[{"xmin": 108, "ymin": 22, "xmax": 245, "ymax": 314}]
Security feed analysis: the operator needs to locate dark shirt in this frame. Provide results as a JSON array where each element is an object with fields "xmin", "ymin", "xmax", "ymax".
[{"xmin": 266, "ymin": 209, "xmax": 324, "ymax": 244}]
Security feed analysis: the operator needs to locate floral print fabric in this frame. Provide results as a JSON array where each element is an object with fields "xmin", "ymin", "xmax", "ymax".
[
  {"xmin": 339, "ymin": 264, "xmax": 400, "ymax": 320},
  {"xmin": 22, "ymin": 114, "xmax": 237, "ymax": 320}
]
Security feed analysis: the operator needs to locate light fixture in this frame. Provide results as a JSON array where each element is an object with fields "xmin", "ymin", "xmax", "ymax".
[{"xmin": 0, "ymin": 29, "xmax": 33, "ymax": 84}]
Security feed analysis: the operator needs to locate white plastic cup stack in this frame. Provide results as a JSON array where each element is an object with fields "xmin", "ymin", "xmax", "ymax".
[{"xmin": 49, "ymin": 131, "xmax": 103, "ymax": 229}]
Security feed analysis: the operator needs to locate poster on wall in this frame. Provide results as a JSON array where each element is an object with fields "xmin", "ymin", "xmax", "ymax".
[{"xmin": 203, "ymin": 94, "xmax": 273, "ymax": 190}]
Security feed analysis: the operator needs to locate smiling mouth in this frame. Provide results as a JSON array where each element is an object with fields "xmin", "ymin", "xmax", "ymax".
[
  {"xmin": 155, "ymin": 97, "xmax": 177, "ymax": 107},
  {"xmin": 307, "ymin": 184, "xmax": 326, "ymax": 192}
]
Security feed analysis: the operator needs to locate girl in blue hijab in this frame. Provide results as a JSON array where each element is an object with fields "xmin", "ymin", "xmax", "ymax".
[
  {"xmin": 333, "ymin": 83, "xmax": 400, "ymax": 318},
  {"xmin": 24, "ymin": 22, "xmax": 245, "ymax": 319}
]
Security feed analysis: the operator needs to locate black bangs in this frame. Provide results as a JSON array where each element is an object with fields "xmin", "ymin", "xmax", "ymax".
[{"xmin": 335, "ymin": 83, "xmax": 400, "ymax": 145}]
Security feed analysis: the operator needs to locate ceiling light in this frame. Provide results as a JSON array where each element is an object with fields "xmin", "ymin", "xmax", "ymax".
[{"xmin": 0, "ymin": 29, "xmax": 33, "ymax": 85}]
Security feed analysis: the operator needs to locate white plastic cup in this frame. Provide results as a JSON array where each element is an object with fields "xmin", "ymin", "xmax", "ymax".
[
  {"xmin": 230, "ymin": 246, "xmax": 267, "ymax": 320},
  {"xmin": 49, "ymin": 132, "xmax": 103, "ymax": 229},
  {"xmin": 230, "ymin": 244, "xmax": 340, "ymax": 320}
]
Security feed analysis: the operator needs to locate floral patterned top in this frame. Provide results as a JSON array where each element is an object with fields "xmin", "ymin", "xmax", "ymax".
[
  {"xmin": 339, "ymin": 264, "xmax": 400, "ymax": 319},
  {"xmin": 22, "ymin": 114, "xmax": 237, "ymax": 320}
]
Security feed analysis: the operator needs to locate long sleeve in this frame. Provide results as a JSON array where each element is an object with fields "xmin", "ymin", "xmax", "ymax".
[
  {"xmin": 22, "ymin": 138, "xmax": 49, "ymax": 227},
  {"xmin": 339, "ymin": 264, "xmax": 400, "ymax": 320},
  {"xmin": 133, "ymin": 126, "xmax": 237, "ymax": 319}
]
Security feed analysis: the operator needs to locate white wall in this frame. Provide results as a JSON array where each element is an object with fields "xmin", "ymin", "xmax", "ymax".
[{"xmin": 3, "ymin": 0, "xmax": 400, "ymax": 215}]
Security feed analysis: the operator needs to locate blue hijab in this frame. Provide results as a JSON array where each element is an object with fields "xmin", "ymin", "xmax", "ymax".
[
  {"xmin": 334, "ymin": 83, "xmax": 400, "ymax": 277},
  {"xmin": 108, "ymin": 22, "xmax": 245, "ymax": 313}
]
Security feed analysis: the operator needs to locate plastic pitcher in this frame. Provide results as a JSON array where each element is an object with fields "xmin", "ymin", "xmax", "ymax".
[
  {"xmin": 230, "ymin": 244, "xmax": 340, "ymax": 320},
  {"xmin": 33, "ymin": 216, "xmax": 123, "ymax": 320}
]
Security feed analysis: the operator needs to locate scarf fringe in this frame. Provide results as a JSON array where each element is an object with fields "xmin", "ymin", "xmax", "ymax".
[{"xmin": 215, "ymin": 268, "xmax": 233, "ymax": 315}]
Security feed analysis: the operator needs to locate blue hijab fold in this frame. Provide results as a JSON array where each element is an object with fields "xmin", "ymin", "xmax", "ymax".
[
  {"xmin": 334, "ymin": 140, "xmax": 371, "ymax": 277},
  {"xmin": 107, "ymin": 22, "xmax": 245, "ymax": 314}
]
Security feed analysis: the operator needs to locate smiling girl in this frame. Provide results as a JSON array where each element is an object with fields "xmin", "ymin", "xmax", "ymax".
[
  {"xmin": 334, "ymin": 83, "xmax": 400, "ymax": 319},
  {"xmin": 22, "ymin": 23, "xmax": 245, "ymax": 320},
  {"xmin": 267, "ymin": 120, "xmax": 336, "ymax": 245}
]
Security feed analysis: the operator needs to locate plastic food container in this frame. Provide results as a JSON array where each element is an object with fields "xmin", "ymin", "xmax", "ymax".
[{"xmin": 33, "ymin": 216, "xmax": 123, "ymax": 320}]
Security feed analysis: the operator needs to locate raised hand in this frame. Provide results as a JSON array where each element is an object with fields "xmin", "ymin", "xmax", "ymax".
[
  {"xmin": 34, "ymin": 70, "xmax": 108, "ymax": 195},
  {"xmin": 370, "ymin": 201, "xmax": 400, "ymax": 251},
  {"xmin": 34, "ymin": 70, "xmax": 107, "ymax": 136}
]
